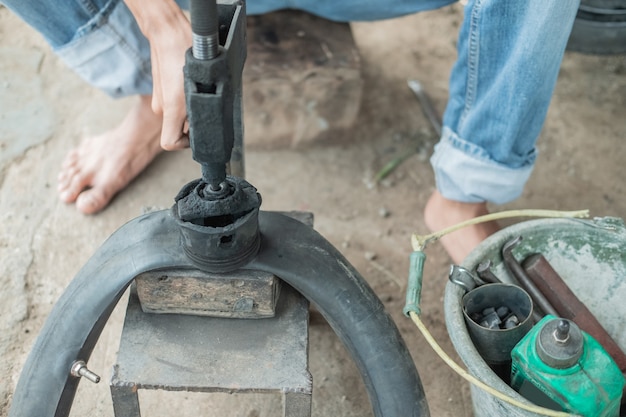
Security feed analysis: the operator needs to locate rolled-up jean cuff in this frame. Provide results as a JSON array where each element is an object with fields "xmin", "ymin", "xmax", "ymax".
[
  {"xmin": 54, "ymin": 0, "xmax": 153, "ymax": 98},
  {"xmin": 430, "ymin": 127, "xmax": 535, "ymax": 204}
]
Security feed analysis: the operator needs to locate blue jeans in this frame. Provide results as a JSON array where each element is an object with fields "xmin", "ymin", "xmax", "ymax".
[{"xmin": 1, "ymin": 0, "xmax": 580, "ymax": 204}]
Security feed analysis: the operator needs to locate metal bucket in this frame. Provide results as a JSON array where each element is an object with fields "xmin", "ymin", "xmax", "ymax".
[{"xmin": 444, "ymin": 217, "xmax": 626, "ymax": 416}]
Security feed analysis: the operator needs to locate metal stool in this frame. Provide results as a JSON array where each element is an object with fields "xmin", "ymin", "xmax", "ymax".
[{"xmin": 110, "ymin": 284, "xmax": 311, "ymax": 417}]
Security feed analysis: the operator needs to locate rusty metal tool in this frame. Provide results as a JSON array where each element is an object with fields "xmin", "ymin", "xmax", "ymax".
[
  {"xmin": 476, "ymin": 258, "xmax": 543, "ymax": 323},
  {"xmin": 522, "ymin": 252, "xmax": 626, "ymax": 374},
  {"xmin": 501, "ymin": 236, "xmax": 559, "ymax": 317},
  {"xmin": 475, "ymin": 259, "xmax": 501, "ymax": 284},
  {"xmin": 374, "ymin": 80, "xmax": 441, "ymax": 183},
  {"xmin": 449, "ymin": 264, "xmax": 478, "ymax": 293},
  {"xmin": 407, "ymin": 79, "xmax": 442, "ymax": 137}
]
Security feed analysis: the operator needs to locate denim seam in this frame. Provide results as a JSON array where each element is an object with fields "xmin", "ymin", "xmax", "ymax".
[
  {"xmin": 431, "ymin": 129, "xmax": 535, "ymax": 203},
  {"xmin": 57, "ymin": 1, "xmax": 151, "ymax": 81},
  {"xmin": 73, "ymin": 0, "xmax": 117, "ymax": 42},
  {"xmin": 104, "ymin": 14, "xmax": 152, "ymax": 80},
  {"xmin": 79, "ymin": 0, "xmax": 100, "ymax": 17},
  {"xmin": 460, "ymin": 0, "xmax": 482, "ymax": 129}
]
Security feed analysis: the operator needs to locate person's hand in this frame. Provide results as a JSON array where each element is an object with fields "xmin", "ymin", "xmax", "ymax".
[{"xmin": 123, "ymin": 0, "xmax": 191, "ymax": 150}]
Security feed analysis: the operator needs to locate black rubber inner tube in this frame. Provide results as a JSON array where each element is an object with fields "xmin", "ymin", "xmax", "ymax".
[{"xmin": 9, "ymin": 210, "xmax": 429, "ymax": 417}]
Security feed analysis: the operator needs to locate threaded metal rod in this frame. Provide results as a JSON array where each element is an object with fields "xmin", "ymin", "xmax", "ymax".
[{"xmin": 191, "ymin": 0, "xmax": 219, "ymax": 60}]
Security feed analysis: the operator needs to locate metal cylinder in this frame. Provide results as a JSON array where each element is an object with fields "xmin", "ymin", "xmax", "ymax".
[
  {"xmin": 462, "ymin": 283, "xmax": 534, "ymax": 365},
  {"xmin": 172, "ymin": 176, "xmax": 262, "ymax": 273}
]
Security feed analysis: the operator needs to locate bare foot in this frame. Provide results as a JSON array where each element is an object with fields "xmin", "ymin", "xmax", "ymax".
[
  {"xmin": 57, "ymin": 95, "xmax": 164, "ymax": 214},
  {"xmin": 423, "ymin": 190, "xmax": 500, "ymax": 264}
]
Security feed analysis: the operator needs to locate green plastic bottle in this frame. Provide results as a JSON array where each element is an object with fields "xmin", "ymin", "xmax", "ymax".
[{"xmin": 511, "ymin": 315, "xmax": 625, "ymax": 417}]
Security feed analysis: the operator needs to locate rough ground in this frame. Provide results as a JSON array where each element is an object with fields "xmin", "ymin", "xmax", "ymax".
[{"xmin": 1, "ymin": 4, "xmax": 625, "ymax": 417}]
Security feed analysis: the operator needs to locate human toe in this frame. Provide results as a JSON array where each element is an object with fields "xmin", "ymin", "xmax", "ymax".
[
  {"xmin": 75, "ymin": 185, "xmax": 115, "ymax": 215},
  {"xmin": 57, "ymin": 164, "xmax": 79, "ymax": 189},
  {"xmin": 57, "ymin": 151, "xmax": 80, "ymax": 185},
  {"xmin": 61, "ymin": 148, "xmax": 80, "ymax": 168},
  {"xmin": 58, "ymin": 167, "xmax": 91, "ymax": 204}
]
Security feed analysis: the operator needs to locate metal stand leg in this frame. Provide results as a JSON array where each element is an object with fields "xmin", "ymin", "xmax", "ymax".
[
  {"xmin": 110, "ymin": 380, "xmax": 141, "ymax": 417},
  {"xmin": 283, "ymin": 392, "xmax": 312, "ymax": 417}
]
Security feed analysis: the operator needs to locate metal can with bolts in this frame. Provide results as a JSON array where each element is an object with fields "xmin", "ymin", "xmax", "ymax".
[{"xmin": 462, "ymin": 283, "xmax": 534, "ymax": 366}]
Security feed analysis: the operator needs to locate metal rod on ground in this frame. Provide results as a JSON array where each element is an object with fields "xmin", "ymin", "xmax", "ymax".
[
  {"xmin": 408, "ymin": 79, "xmax": 442, "ymax": 137},
  {"xmin": 374, "ymin": 79, "xmax": 443, "ymax": 182}
]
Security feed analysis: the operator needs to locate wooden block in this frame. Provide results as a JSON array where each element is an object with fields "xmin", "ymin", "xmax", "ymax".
[
  {"xmin": 135, "ymin": 212, "xmax": 314, "ymax": 318},
  {"xmin": 243, "ymin": 10, "xmax": 363, "ymax": 148},
  {"xmin": 135, "ymin": 269, "xmax": 280, "ymax": 318}
]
